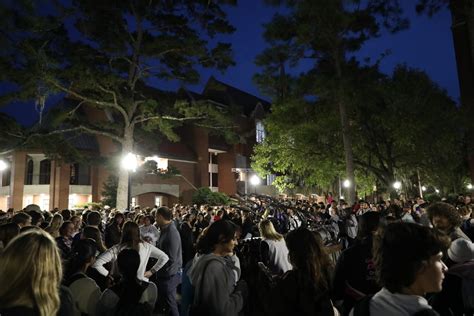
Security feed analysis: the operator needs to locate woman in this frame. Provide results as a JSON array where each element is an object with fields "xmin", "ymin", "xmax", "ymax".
[
  {"xmin": 56, "ymin": 221, "xmax": 75, "ymax": 259},
  {"xmin": 82, "ymin": 226, "xmax": 107, "ymax": 254},
  {"xmin": 269, "ymin": 227, "xmax": 335, "ymax": 316},
  {"xmin": 64, "ymin": 238, "xmax": 101, "ymax": 316},
  {"xmin": 258, "ymin": 219, "xmax": 292, "ymax": 275},
  {"xmin": 92, "ymin": 221, "xmax": 169, "ymax": 282},
  {"xmin": 187, "ymin": 220, "xmax": 247, "ymax": 316},
  {"xmin": 0, "ymin": 222, "xmax": 20, "ymax": 250},
  {"xmin": 104, "ymin": 212, "xmax": 125, "ymax": 248},
  {"xmin": 139, "ymin": 215, "xmax": 160, "ymax": 245},
  {"xmin": 97, "ymin": 249, "xmax": 156, "ymax": 315},
  {"xmin": 46, "ymin": 213, "xmax": 64, "ymax": 238},
  {"xmin": 0, "ymin": 230, "xmax": 62, "ymax": 316}
]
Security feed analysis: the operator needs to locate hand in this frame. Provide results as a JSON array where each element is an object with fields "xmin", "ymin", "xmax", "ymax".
[{"xmin": 144, "ymin": 270, "xmax": 153, "ymax": 278}]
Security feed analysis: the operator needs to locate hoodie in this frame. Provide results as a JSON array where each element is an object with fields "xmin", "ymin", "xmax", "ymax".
[
  {"xmin": 366, "ymin": 288, "xmax": 433, "ymax": 316},
  {"xmin": 187, "ymin": 253, "xmax": 244, "ymax": 316}
]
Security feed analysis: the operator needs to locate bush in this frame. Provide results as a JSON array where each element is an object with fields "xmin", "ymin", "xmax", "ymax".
[{"xmin": 192, "ymin": 187, "xmax": 230, "ymax": 206}]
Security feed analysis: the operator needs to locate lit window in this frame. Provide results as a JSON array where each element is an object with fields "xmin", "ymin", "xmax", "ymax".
[
  {"xmin": 256, "ymin": 120, "xmax": 266, "ymax": 143},
  {"xmin": 155, "ymin": 196, "xmax": 162, "ymax": 207}
]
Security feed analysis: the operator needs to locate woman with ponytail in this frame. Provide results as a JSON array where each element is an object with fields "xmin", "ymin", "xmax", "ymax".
[
  {"xmin": 97, "ymin": 248, "xmax": 157, "ymax": 316},
  {"xmin": 0, "ymin": 230, "xmax": 62, "ymax": 316},
  {"xmin": 64, "ymin": 238, "xmax": 101, "ymax": 316}
]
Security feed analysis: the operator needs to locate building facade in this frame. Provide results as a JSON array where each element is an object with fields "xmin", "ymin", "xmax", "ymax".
[{"xmin": 0, "ymin": 77, "xmax": 276, "ymax": 210}]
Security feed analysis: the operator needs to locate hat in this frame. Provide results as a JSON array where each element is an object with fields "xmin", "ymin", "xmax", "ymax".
[{"xmin": 448, "ymin": 238, "xmax": 474, "ymax": 263}]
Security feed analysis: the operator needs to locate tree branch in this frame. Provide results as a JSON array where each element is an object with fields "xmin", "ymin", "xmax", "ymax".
[{"xmin": 45, "ymin": 126, "xmax": 124, "ymax": 144}]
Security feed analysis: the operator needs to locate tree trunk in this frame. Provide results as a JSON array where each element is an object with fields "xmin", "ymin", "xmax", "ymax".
[
  {"xmin": 116, "ymin": 131, "xmax": 133, "ymax": 210},
  {"xmin": 334, "ymin": 51, "xmax": 356, "ymax": 204}
]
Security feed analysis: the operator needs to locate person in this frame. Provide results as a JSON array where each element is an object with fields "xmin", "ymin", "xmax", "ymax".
[
  {"xmin": 104, "ymin": 212, "xmax": 124, "ymax": 248},
  {"xmin": 258, "ymin": 219, "xmax": 292, "ymax": 275},
  {"xmin": 56, "ymin": 221, "xmax": 75, "ymax": 259},
  {"xmin": 187, "ymin": 220, "xmax": 247, "ymax": 316},
  {"xmin": 269, "ymin": 227, "xmax": 336, "ymax": 316},
  {"xmin": 64, "ymin": 238, "xmax": 101, "ymax": 316},
  {"xmin": 27, "ymin": 210, "xmax": 44, "ymax": 227},
  {"xmin": 82, "ymin": 225, "xmax": 107, "ymax": 254},
  {"xmin": 351, "ymin": 222, "xmax": 450, "ymax": 316},
  {"xmin": 11, "ymin": 212, "xmax": 32, "ymax": 228},
  {"xmin": 70, "ymin": 215, "xmax": 82, "ymax": 237},
  {"xmin": 139, "ymin": 214, "xmax": 160, "ymax": 245},
  {"xmin": 154, "ymin": 206, "xmax": 183, "ymax": 316},
  {"xmin": 180, "ymin": 213, "xmax": 196, "ymax": 266},
  {"xmin": 333, "ymin": 211, "xmax": 381, "ymax": 315},
  {"xmin": 92, "ymin": 221, "xmax": 169, "ymax": 282},
  {"xmin": 0, "ymin": 230, "xmax": 63, "ymax": 316},
  {"xmin": 46, "ymin": 213, "xmax": 64, "ymax": 238},
  {"xmin": 0, "ymin": 222, "xmax": 19, "ymax": 250},
  {"xmin": 430, "ymin": 238, "xmax": 474, "ymax": 316},
  {"xmin": 427, "ymin": 202, "xmax": 471, "ymax": 241},
  {"xmin": 97, "ymin": 249, "xmax": 157, "ymax": 316}
]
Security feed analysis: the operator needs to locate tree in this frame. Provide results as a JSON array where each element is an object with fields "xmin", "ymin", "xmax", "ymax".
[
  {"xmin": 253, "ymin": 0, "xmax": 408, "ymax": 203},
  {"xmin": 0, "ymin": 0, "xmax": 237, "ymax": 209},
  {"xmin": 416, "ymin": 0, "xmax": 474, "ymax": 183}
]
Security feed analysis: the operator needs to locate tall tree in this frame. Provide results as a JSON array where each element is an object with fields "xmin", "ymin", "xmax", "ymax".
[
  {"xmin": 254, "ymin": 0, "xmax": 408, "ymax": 203},
  {"xmin": 0, "ymin": 0, "xmax": 236, "ymax": 209},
  {"xmin": 417, "ymin": 0, "xmax": 474, "ymax": 183}
]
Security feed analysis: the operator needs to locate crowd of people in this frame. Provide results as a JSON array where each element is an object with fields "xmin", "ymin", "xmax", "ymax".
[{"xmin": 0, "ymin": 193, "xmax": 473, "ymax": 316}]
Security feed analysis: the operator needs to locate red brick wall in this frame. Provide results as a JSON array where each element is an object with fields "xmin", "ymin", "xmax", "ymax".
[
  {"xmin": 218, "ymin": 151, "xmax": 237, "ymax": 196},
  {"xmin": 11, "ymin": 151, "xmax": 26, "ymax": 210}
]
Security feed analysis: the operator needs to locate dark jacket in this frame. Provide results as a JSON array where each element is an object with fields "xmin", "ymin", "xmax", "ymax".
[
  {"xmin": 333, "ymin": 236, "xmax": 380, "ymax": 315},
  {"xmin": 269, "ymin": 269, "xmax": 334, "ymax": 316},
  {"xmin": 180, "ymin": 222, "xmax": 195, "ymax": 266},
  {"xmin": 156, "ymin": 222, "xmax": 182, "ymax": 277}
]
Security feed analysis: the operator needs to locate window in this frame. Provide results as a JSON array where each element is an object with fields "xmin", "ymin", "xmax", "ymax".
[
  {"xmin": 25, "ymin": 160, "xmax": 33, "ymax": 185},
  {"xmin": 155, "ymin": 196, "xmax": 162, "ymax": 207},
  {"xmin": 256, "ymin": 120, "xmax": 266, "ymax": 143},
  {"xmin": 1, "ymin": 166, "xmax": 11, "ymax": 187},
  {"xmin": 70, "ymin": 163, "xmax": 91, "ymax": 185},
  {"xmin": 39, "ymin": 160, "xmax": 51, "ymax": 184},
  {"xmin": 211, "ymin": 173, "xmax": 219, "ymax": 187}
]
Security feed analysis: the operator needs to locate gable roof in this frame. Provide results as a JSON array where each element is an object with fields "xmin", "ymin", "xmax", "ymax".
[{"xmin": 202, "ymin": 76, "xmax": 271, "ymax": 116}]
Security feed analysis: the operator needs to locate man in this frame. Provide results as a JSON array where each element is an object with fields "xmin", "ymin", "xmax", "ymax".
[
  {"xmin": 11, "ymin": 212, "xmax": 32, "ymax": 228},
  {"xmin": 356, "ymin": 200, "xmax": 371, "ymax": 216},
  {"xmin": 351, "ymin": 222, "xmax": 450, "ymax": 316},
  {"xmin": 155, "ymin": 206, "xmax": 182, "ymax": 316},
  {"xmin": 427, "ymin": 202, "xmax": 471, "ymax": 241}
]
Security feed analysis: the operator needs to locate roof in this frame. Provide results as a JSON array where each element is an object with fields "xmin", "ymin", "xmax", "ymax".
[{"xmin": 202, "ymin": 77, "xmax": 271, "ymax": 116}]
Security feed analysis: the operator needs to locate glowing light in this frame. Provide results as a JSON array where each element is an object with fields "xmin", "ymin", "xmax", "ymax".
[
  {"xmin": 343, "ymin": 179, "xmax": 351, "ymax": 188},
  {"xmin": 421, "ymin": 186, "xmax": 427, "ymax": 192},
  {"xmin": 122, "ymin": 153, "xmax": 138, "ymax": 172},
  {"xmin": 250, "ymin": 175, "xmax": 261, "ymax": 186},
  {"xmin": 0, "ymin": 160, "xmax": 7, "ymax": 171},
  {"xmin": 393, "ymin": 181, "xmax": 402, "ymax": 190}
]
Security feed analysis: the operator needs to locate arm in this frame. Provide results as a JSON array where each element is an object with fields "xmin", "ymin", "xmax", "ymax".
[
  {"xmin": 149, "ymin": 244, "xmax": 169, "ymax": 273},
  {"xmin": 92, "ymin": 246, "xmax": 117, "ymax": 277}
]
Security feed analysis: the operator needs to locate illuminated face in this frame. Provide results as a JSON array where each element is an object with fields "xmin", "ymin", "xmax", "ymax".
[
  {"xmin": 65, "ymin": 223, "xmax": 75, "ymax": 238},
  {"xmin": 221, "ymin": 233, "xmax": 238, "ymax": 255},
  {"xmin": 415, "ymin": 252, "xmax": 447, "ymax": 293}
]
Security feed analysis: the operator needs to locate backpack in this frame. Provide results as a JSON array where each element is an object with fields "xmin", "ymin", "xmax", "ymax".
[
  {"xmin": 111, "ymin": 282, "xmax": 152, "ymax": 316},
  {"xmin": 352, "ymin": 295, "xmax": 440, "ymax": 316}
]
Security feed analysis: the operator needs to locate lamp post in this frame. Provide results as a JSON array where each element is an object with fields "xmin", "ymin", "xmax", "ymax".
[
  {"xmin": 121, "ymin": 153, "xmax": 138, "ymax": 210},
  {"xmin": 250, "ymin": 174, "xmax": 260, "ymax": 194}
]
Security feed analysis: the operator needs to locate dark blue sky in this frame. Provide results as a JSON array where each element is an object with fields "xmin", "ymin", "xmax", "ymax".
[{"xmin": 1, "ymin": 1, "xmax": 458, "ymax": 126}]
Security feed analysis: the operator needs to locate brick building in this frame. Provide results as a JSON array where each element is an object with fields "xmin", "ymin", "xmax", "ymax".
[{"xmin": 0, "ymin": 77, "xmax": 275, "ymax": 210}]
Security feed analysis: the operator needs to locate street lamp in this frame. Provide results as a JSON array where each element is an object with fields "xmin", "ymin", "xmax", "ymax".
[
  {"xmin": 421, "ymin": 186, "xmax": 427, "ymax": 192},
  {"xmin": 393, "ymin": 181, "xmax": 402, "ymax": 190},
  {"xmin": 467, "ymin": 184, "xmax": 473, "ymax": 190},
  {"xmin": 343, "ymin": 179, "xmax": 351, "ymax": 188},
  {"xmin": 121, "ymin": 153, "xmax": 138, "ymax": 210},
  {"xmin": 435, "ymin": 188, "xmax": 440, "ymax": 194},
  {"xmin": 250, "ymin": 175, "xmax": 260, "ymax": 194}
]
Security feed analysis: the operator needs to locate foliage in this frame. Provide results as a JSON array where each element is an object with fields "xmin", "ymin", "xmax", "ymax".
[
  {"xmin": 192, "ymin": 187, "xmax": 230, "ymax": 206},
  {"xmin": 101, "ymin": 174, "xmax": 118, "ymax": 208}
]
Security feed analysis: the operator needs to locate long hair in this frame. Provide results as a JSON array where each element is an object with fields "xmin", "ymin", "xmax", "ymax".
[
  {"xmin": 0, "ymin": 230, "xmax": 62, "ymax": 316},
  {"xmin": 285, "ymin": 227, "xmax": 332, "ymax": 291},
  {"xmin": 120, "ymin": 221, "xmax": 141, "ymax": 251},
  {"xmin": 82, "ymin": 225, "xmax": 107, "ymax": 253},
  {"xmin": 46, "ymin": 213, "xmax": 63, "ymax": 237},
  {"xmin": 259, "ymin": 219, "xmax": 283, "ymax": 241},
  {"xmin": 196, "ymin": 220, "xmax": 237, "ymax": 254},
  {"xmin": 115, "ymin": 249, "xmax": 147, "ymax": 309}
]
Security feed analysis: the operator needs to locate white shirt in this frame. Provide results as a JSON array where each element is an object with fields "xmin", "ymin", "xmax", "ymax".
[{"xmin": 92, "ymin": 242, "xmax": 169, "ymax": 281}]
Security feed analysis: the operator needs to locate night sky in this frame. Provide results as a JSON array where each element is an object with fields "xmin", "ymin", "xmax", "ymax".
[{"xmin": 0, "ymin": 1, "xmax": 458, "ymax": 126}]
